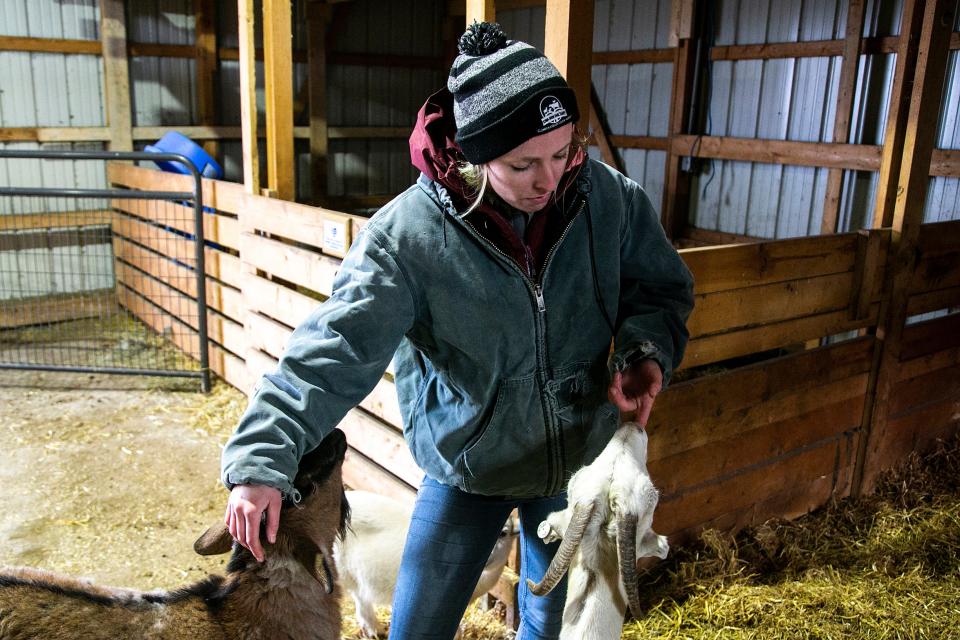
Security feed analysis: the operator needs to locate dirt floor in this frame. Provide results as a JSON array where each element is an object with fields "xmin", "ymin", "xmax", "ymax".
[
  {"xmin": 0, "ymin": 369, "xmax": 237, "ymax": 590},
  {"xmin": 0, "ymin": 368, "xmax": 510, "ymax": 639}
]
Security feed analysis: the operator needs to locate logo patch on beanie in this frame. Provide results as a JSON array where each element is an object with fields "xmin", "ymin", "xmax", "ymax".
[{"xmin": 539, "ymin": 96, "xmax": 569, "ymax": 130}]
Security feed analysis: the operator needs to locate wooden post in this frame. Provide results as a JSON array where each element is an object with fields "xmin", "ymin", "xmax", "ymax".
[
  {"xmin": 871, "ymin": 0, "xmax": 926, "ymax": 229},
  {"xmin": 307, "ymin": 1, "xmax": 330, "ymax": 205},
  {"xmin": 544, "ymin": 0, "xmax": 594, "ymax": 126},
  {"xmin": 589, "ymin": 86, "xmax": 624, "ymax": 173},
  {"xmin": 195, "ymin": 0, "xmax": 219, "ymax": 159},
  {"xmin": 263, "ymin": 0, "xmax": 295, "ymax": 201},
  {"xmin": 662, "ymin": 0, "xmax": 698, "ymax": 240},
  {"xmin": 853, "ymin": 0, "xmax": 955, "ymax": 496},
  {"xmin": 99, "ymin": 0, "xmax": 133, "ymax": 151},
  {"xmin": 238, "ymin": 0, "xmax": 260, "ymax": 195},
  {"xmin": 466, "ymin": 0, "xmax": 496, "ymax": 24},
  {"xmin": 820, "ymin": 0, "xmax": 866, "ymax": 234}
]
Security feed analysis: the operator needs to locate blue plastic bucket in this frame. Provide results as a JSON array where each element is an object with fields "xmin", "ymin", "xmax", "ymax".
[{"xmin": 144, "ymin": 131, "xmax": 223, "ymax": 179}]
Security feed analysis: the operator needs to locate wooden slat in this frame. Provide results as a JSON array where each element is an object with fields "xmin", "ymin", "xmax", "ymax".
[
  {"xmin": 672, "ymin": 135, "xmax": 882, "ymax": 171},
  {"xmin": 111, "ymin": 197, "xmax": 240, "ymax": 249},
  {"xmin": 238, "ymin": 193, "xmax": 356, "ymax": 258},
  {"xmin": 0, "ymin": 226, "xmax": 110, "ymax": 252},
  {"xmin": 899, "ymin": 311, "xmax": 960, "ymax": 362},
  {"xmin": 342, "ymin": 448, "xmax": 416, "ymax": 503},
  {"xmin": 709, "ymin": 38, "xmax": 844, "ymax": 61},
  {"xmin": 607, "ymin": 135, "xmax": 670, "ymax": 151},
  {"xmin": 651, "ymin": 338, "xmax": 874, "ymax": 459},
  {"xmin": 917, "ymin": 219, "xmax": 960, "ymax": 255},
  {"xmin": 656, "ymin": 438, "xmax": 855, "ymax": 536},
  {"xmin": 650, "ymin": 397, "xmax": 863, "ymax": 497},
  {"xmin": 117, "ymin": 285, "xmax": 250, "ymax": 390},
  {"xmin": 115, "ymin": 261, "xmax": 246, "ymax": 356},
  {"xmin": 682, "ymin": 305, "xmax": 878, "ymax": 368},
  {"xmin": 108, "ymin": 163, "xmax": 247, "ymax": 216},
  {"xmin": 0, "ymin": 210, "xmax": 110, "ymax": 231},
  {"xmin": 112, "ymin": 211, "xmax": 243, "ymax": 289},
  {"xmin": 239, "ymin": 232, "xmax": 340, "ymax": 297},
  {"xmin": 688, "ymin": 271, "xmax": 855, "ymax": 338},
  {"xmin": 930, "ymin": 148, "xmax": 960, "ymax": 177},
  {"xmin": 242, "ymin": 274, "xmax": 321, "ymax": 326},
  {"xmin": 0, "ymin": 126, "xmax": 111, "ymax": 142},
  {"xmin": 466, "ymin": 0, "xmax": 496, "ymax": 23},
  {"xmin": 0, "ymin": 289, "xmax": 114, "ymax": 329},
  {"xmin": 113, "ymin": 236, "xmax": 243, "ymax": 321},
  {"xmin": 112, "ymin": 211, "xmax": 196, "ymax": 267},
  {"xmin": 0, "ymin": 35, "xmax": 101, "ymax": 55},
  {"xmin": 338, "ymin": 409, "xmax": 422, "ymax": 488},
  {"xmin": 888, "ymin": 361, "xmax": 960, "ymax": 417},
  {"xmin": 592, "ymin": 48, "xmax": 673, "ymax": 65},
  {"xmin": 679, "ymin": 232, "xmax": 861, "ymax": 295}
]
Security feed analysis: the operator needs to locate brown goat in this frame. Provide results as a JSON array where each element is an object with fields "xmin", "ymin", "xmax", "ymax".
[{"xmin": 0, "ymin": 428, "xmax": 350, "ymax": 640}]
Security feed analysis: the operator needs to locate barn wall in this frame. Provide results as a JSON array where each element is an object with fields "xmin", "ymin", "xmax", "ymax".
[{"xmin": 0, "ymin": 0, "xmax": 110, "ymax": 302}]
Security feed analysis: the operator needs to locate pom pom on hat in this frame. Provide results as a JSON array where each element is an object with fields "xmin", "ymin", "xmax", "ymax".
[{"xmin": 448, "ymin": 22, "xmax": 579, "ymax": 164}]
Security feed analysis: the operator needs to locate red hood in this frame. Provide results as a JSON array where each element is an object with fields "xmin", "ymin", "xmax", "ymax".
[
  {"xmin": 409, "ymin": 88, "xmax": 585, "ymax": 206},
  {"xmin": 409, "ymin": 88, "xmax": 473, "ymax": 204}
]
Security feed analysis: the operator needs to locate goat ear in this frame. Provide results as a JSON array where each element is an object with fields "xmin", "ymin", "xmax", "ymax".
[{"xmin": 194, "ymin": 523, "xmax": 235, "ymax": 556}]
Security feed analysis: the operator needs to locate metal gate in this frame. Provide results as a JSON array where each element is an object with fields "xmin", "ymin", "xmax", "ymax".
[{"xmin": 0, "ymin": 149, "xmax": 210, "ymax": 392}]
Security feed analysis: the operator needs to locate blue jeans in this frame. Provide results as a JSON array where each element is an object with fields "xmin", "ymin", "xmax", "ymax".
[{"xmin": 388, "ymin": 476, "xmax": 568, "ymax": 640}]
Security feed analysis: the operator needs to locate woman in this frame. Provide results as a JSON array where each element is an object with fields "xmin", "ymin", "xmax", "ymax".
[{"xmin": 222, "ymin": 22, "xmax": 694, "ymax": 640}]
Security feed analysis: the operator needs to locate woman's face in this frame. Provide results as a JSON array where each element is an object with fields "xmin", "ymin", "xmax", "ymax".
[{"xmin": 485, "ymin": 124, "xmax": 574, "ymax": 213}]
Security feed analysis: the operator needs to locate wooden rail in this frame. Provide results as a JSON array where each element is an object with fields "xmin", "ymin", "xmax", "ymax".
[{"xmin": 100, "ymin": 163, "xmax": 960, "ymax": 540}]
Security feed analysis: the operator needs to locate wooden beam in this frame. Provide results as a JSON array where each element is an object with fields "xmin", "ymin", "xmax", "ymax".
[
  {"xmin": 855, "ymin": 0, "xmax": 956, "ymax": 495},
  {"xmin": 195, "ymin": 0, "xmax": 219, "ymax": 159},
  {"xmin": 237, "ymin": 0, "xmax": 260, "ymax": 195},
  {"xmin": 672, "ymin": 135, "xmax": 882, "ymax": 171},
  {"xmin": 821, "ymin": 0, "xmax": 867, "ymax": 234},
  {"xmin": 871, "ymin": 0, "xmax": 926, "ymax": 229},
  {"xmin": 307, "ymin": 1, "xmax": 330, "ymax": 204},
  {"xmin": 662, "ymin": 0, "xmax": 700, "ymax": 239},
  {"xmin": 592, "ymin": 48, "xmax": 674, "ymax": 65},
  {"xmin": 588, "ymin": 86, "xmax": 623, "ymax": 172},
  {"xmin": 0, "ymin": 35, "xmax": 101, "ymax": 55},
  {"xmin": 262, "ymin": 0, "xmax": 295, "ymax": 201},
  {"xmin": 0, "ymin": 210, "xmax": 110, "ymax": 231},
  {"xmin": 465, "ymin": 0, "xmax": 496, "ymax": 24},
  {"xmin": 99, "ymin": 0, "xmax": 133, "ymax": 151},
  {"xmin": 0, "ymin": 127, "xmax": 111, "ymax": 142},
  {"xmin": 544, "ymin": 0, "xmax": 594, "ymax": 131},
  {"xmin": 608, "ymin": 134, "xmax": 670, "ymax": 151}
]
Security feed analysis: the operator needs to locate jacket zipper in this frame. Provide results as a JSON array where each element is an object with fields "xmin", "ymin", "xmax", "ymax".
[{"xmin": 457, "ymin": 195, "xmax": 588, "ymax": 496}]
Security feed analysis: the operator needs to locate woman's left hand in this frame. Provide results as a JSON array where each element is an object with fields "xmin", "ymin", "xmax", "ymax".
[{"xmin": 607, "ymin": 358, "xmax": 663, "ymax": 427}]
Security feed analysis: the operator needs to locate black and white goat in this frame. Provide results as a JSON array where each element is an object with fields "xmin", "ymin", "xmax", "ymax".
[
  {"xmin": 0, "ymin": 429, "xmax": 351, "ymax": 640},
  {"xmin": 527, "ymin": 422, "xmax": 668, "ymax": 639}
]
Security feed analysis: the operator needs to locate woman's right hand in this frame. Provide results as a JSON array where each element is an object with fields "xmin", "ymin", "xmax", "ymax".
[{"xmin": 225, "ymin": 484, "xmax": 282, "ymax": 562}]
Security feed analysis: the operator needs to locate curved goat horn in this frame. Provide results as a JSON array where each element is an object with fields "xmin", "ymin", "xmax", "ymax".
[
  {"xmin": 617, "ymin": 513, "xmax": 642, "ymax": 618},
  {"xmin": 526, "ymin": 501, "xmax": 596, "ymax": 596}
]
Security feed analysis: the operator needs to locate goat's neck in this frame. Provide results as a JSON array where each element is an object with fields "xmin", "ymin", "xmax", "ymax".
[{"xmin": 221, "ymin": 554, "xmax": 340, "ymax": 639}]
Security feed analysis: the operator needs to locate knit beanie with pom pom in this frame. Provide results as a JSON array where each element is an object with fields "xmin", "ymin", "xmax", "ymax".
[{"xmin": 447, "ymin": 22, "xmax": 580, "ymax": 165}]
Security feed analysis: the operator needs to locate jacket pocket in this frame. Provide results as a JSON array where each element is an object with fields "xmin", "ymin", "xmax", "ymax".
[{"xmin": 459, "ymin": 372, "xmax": 548, "ymax": 496}]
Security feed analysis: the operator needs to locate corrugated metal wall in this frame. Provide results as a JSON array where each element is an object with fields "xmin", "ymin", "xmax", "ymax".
[
  {"xmin": 1, "ymin": 0, "xmax": 957, "ymax": 233},
  {"xmin": 925, "ymin": 8, "xmax": 960, "ymax": 223},
  {"xmin": 0, "ymin": 0, "xmax": 110, "ymax": 300}
]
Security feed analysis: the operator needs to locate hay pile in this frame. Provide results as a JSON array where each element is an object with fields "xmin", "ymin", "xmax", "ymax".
[{"xmin": 623, "ymin": 433, "xmax": 960, "ymax": 639}]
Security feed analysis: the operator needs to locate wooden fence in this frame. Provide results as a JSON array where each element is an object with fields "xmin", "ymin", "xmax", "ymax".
[{"xmin": 107, "ymin": 163, "xmax": 960, "ymax": 542}]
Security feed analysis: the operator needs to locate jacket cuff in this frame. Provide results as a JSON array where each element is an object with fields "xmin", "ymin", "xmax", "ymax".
[{"xmin": 611, "ymin": 340, "xmax": 672, "ymax": 386}]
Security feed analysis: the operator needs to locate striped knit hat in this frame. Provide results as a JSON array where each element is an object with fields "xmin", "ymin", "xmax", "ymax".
[{"xmin": 448, "ymin": 22, "xmax": 579, "ymax": 165}]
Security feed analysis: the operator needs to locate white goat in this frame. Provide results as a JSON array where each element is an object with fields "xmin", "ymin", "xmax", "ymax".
[
  {"xmin": 334, "ymin": 489, "xmax": 518, "ymax": 638},
  {"xmin": 0, "ymin": 429, "xmax": 351, "ymax": 640},
  {"xmin": 527, "ymin": 422, "xmax": 668, "ymax": 640}
]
